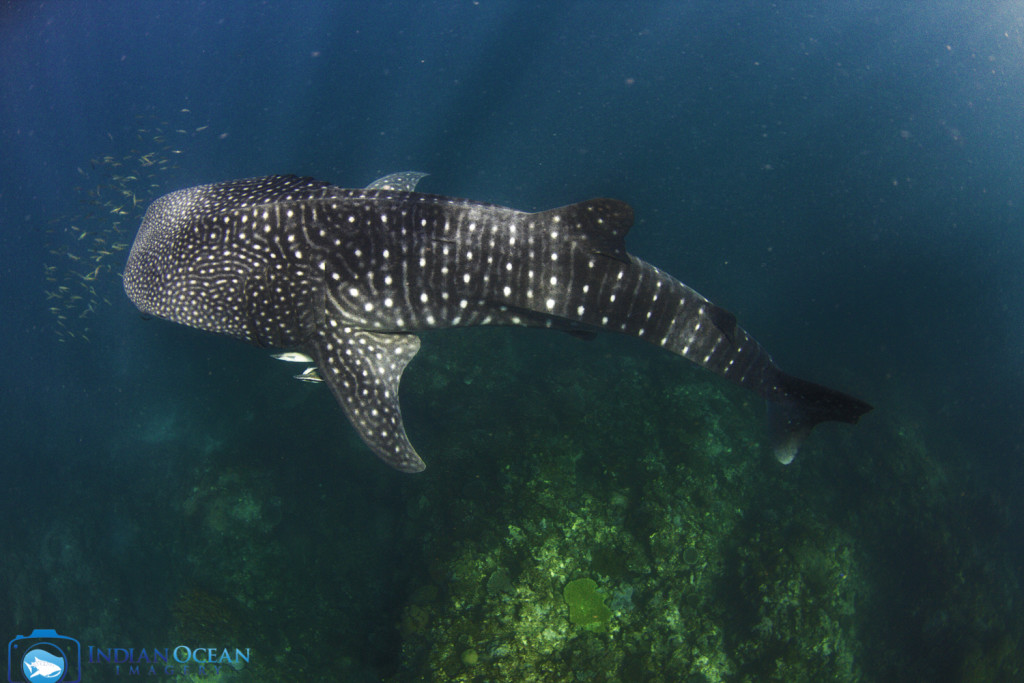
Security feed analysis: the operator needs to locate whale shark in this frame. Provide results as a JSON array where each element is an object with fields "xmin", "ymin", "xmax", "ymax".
[
  {"xmin": 124, "ymin": 173, "xmax": 871, "ymax": 472},
  {"xmin": 24, "ymin": 655, "xmax": 63, "ymax": 679}
]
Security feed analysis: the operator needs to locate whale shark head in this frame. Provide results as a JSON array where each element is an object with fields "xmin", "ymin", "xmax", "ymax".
[
  {"xmin": 124, "ymin": 176, "xmax": 337, "ymax": 344},
  {"xmin": 124, "ymin": 174, "xmax": 437, "ymax": 472}
]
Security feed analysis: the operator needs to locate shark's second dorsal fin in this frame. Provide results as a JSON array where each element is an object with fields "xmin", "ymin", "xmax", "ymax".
[{"xmin": 533, "ymin": 198, "xmax": 634, "ymax": 263}]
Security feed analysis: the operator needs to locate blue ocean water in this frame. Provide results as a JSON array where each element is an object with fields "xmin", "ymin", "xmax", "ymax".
[{"xmin": 2, "ymin": 1, "xmax": 1023, "ymax": 681}]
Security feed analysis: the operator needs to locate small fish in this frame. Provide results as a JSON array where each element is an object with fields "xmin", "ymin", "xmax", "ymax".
[
  {"xmin": 272, "ymin": 352, "xmax": 314, "ymax": 363},
  {"xmin": 294, "ymin": 367, "xmax": 323, "ymax": 383}
]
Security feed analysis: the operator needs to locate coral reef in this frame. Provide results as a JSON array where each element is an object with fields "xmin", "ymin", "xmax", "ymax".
[
  {"xmin": 563, "ymin": 578, "xmax": 613, "ymax": 632},
  {"xmin": 32, "ymin": 329, "xmax": 1016, "ymax": 682}
]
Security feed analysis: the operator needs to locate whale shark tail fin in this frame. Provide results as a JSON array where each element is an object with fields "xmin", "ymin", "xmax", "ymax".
[{"xmin": 767, "ymin": 373, "xmax": 872, "ymax": 464}]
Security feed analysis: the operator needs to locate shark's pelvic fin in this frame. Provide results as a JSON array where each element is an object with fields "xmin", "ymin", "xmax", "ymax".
[
  {"xmin": 706, "ymin": 304, "xmax": 738, "ymax": 343},
  {"xmin": 308, "ymin": 324, "xmax": 425, "ymax": 472}
]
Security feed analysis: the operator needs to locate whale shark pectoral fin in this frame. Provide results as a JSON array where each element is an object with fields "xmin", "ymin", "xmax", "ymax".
[
  {"xmin": 365, "ymin": 172, "xmax": 428, "ymax": 192},
  {"xmin": 308, "ymin": 326, "xmax": 425, "ymax": 473}
]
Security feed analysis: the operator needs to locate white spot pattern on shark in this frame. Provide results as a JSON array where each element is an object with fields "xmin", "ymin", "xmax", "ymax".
[{"xmin": 124, "ymin": 173, "xmax": 871, "ymax": 472}]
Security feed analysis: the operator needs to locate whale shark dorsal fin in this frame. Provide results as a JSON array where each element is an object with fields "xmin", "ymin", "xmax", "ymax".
[
  {"xmin": 365, "ymin": 172, "xmax": 428, "ymax": 192},
  {"xmin": 308, "ymin": 324, "xmax": 425, "ymax": 472},
  {"xmin": 532, "ymin": 198, "xmax": 634, "ymax": 263}
]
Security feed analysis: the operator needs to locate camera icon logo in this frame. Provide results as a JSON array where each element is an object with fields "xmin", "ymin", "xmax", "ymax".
[{"xmin": 7, "ymin": 630, "xmax": 80, "ymax": 683}]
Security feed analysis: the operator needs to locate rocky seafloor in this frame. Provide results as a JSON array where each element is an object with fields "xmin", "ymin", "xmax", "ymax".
[{"xmin": 13, "ymin": 329, "xmax": 1020, "ymax": 682}]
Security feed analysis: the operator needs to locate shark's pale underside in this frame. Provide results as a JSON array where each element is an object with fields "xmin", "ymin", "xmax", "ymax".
[{"xmin": 124, "ymin": 173, "xmax": 871, "ymax": 472}]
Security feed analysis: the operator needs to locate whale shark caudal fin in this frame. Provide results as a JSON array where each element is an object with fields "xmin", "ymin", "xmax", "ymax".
[
  {"xmin": 766, "ymin": 372, "xmax": 873, "ymax": 464},
  {"xmin": 307, "ymin": 322, "xmax": 426, "ymax": 473}
]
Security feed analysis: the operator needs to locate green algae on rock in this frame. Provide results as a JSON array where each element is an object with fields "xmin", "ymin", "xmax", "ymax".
[{"xmin": 563, "ymin": 578, "xmax": 613, "ymax": 632}]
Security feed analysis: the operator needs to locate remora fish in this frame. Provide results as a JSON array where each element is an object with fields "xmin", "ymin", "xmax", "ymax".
[
  {"xmin": 124, "ymin": 173, "xmax": 871, "ymax": 472},
  {"xmin": 271, "ymin": 351, "xmax": 314, "ymax": 363}
]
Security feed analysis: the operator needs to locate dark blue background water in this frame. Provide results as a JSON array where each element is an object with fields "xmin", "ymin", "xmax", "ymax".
[{"xmin": 3, "ymin": 1, "xmax": 1023, "ymax": 679}]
